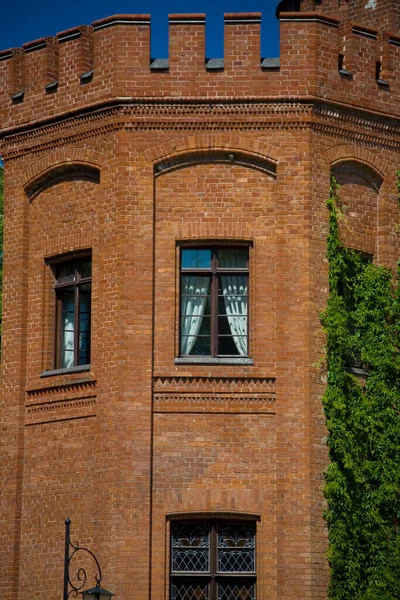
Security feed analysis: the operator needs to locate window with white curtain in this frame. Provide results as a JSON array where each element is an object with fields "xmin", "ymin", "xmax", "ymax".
[
  {"xmin": 52, "ymin": 256, "xmax": 91, "ymax": 369},
  {"xmin": 180, "ymin": 247, "xmax": 249, "ymax": 357}
]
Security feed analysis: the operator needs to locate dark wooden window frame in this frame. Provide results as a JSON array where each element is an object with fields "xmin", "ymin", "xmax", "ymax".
[
  {"xmin": 170, "ymin": 519, "xmax": 256, "ymax": 600},
  {"xmin": 179, "ymin": 245, "xmax": 250, "ymax": 358},
  {"xmin": 48, "ymin": 253, "xmax": 92, "ymax": 369}
]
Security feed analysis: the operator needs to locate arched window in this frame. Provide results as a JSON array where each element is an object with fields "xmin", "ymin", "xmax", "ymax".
[{"xmin": 171, "ymin": 519, "xmax": 256, "ymax": 600}]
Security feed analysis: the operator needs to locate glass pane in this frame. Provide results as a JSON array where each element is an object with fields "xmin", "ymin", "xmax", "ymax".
[
  {"xmin": 218, "ymin": 248, "xmax": 248, "ymax": 269},
  {"xmin": 218, "ymin": 525, "xmax": 255, "ymax": 573},
  {"xmin": 172, "ymin": 524, "xmax": 210, "ymax": 573},
  {"xmin": 181, "ymin": 276, "xmax": 211, "ymax": 356},
  {"xmin": 183, "ymin": 335, "xmax": 211, "ymax": 356},
  {"xmin": 218, "ymin": 315, "xmax": 247, "ymax": 337},
  {"xmin": 172, "ymin": 582, "xmax": 209, "ymax": 600},
  {"xmin": 218, "ymin": 334, "xmax": 240, "ymax": 356},
  {"xmin": 79, "ymin": 285, "xmax": 91, "ymax": 365},
  {"xmin": 60, "ymin": 289, "xmax": 75, "ymax": 368},
  {"xmin": 182, "ymin": 314, "xmax": 211, "ymax": 356},
  {"xmin": 80, "ymin": 260, "xmax": 92, "ymax": 279},
  {"xmin": 57, "ymin": 263, "xmax": 76, "ymax": 284},
  {"xmin": 182, "ymin": 249, "xmax": 211, "ymax": 269},
  {"xmin": 219, "ymin": 277, "xmax": 248, "ymax": 300},
  {"xmin": 79, "ymin": 289, "xmax": 91, "ymax": 331},
  {"xmin": 181, "ymin": 284, "xmax": 211, "ymax": 314},
  {"xmin": 218, "ymin": 277, "xmax": 248, "ymax": 356},
  {"xmin": 79, "ymin": 333, "xmax": 90, "ymax": 365},
  {"xmin": 218, "ymin": 525, "xmax": 255, "ymax": 549},
  {"xmin": 218, "ymin": 582, "xmax": 255, "ymax": 600}
]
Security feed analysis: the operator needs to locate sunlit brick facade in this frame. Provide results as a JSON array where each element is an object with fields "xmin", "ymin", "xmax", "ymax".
[{"xmin": 1, "ymin": 1, "xmax": 400, "ymax": 598}]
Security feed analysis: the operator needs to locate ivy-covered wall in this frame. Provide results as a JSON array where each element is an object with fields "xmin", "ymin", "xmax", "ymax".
[{"xmin": 322, "ymin": 177, "xmax": 400, "ymax": 600}]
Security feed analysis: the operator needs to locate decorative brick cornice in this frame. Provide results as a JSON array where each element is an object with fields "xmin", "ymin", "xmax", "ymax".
[
  {"xmin": 153, "ymin": 376, "xmax": 276, "ymax": 393},
  {"xmin": 25, "ymin": 396, "xmax": 96, "ymax": 425},
  {"xmin": 2, "ymin": 98, "xmax": 400, "ymax": 160},
  {"xmin": 25, "ymin": 378, "xmax": 97, "ymax": 425},
  {"xmin": 26, "ymin": 378, "xmax": 97, "ymax": 400},
  {"xmin": 153, "ymin": 394, "xmax": 276, "ymax": 414}
]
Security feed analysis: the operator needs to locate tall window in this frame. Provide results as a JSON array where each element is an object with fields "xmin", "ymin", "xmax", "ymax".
[
  {"xmin": 53, "ymin": 257, "xmax": 91, "ymax": 369},
  {"xmin": 180, "ymin": 247, "xmax": 249, "ymax": 357},
  {"xmin": 171, "ymin": 520, "xmax": 256, "ymax": 600}
]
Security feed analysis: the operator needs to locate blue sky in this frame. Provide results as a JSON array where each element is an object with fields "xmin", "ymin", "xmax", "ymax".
[{"xmin": 0, "ymin": 0, "xmax": 280, "ymax": 59}]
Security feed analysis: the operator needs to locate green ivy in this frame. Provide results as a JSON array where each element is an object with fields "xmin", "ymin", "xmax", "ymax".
[{"xmin": 322, "ymin": 176, "xmax": 400, "ymax": 600}]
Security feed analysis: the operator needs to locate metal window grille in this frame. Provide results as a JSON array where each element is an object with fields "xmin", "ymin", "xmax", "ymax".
[{"xmin": 171, "ymin": 521, "xmax": 256, "ymax": 600}]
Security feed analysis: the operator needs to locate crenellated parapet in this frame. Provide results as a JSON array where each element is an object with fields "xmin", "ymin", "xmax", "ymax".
[{"xmin": 2, "ymin": 11, "xmax": 400, "ymax": 134}]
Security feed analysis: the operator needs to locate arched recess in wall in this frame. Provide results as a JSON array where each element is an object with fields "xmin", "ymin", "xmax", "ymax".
[
  {"xmin": 154, "ymin": 150, "xmax": 276, "ymax": 179},
  {"xmin": 330, "ymin": 159, "xmax": 383, "ymax": 255},
  {"xmin": 145, "ymin": 133, "xmax": 280, "ymax": 169},
  {"xmin": 324, "ymin": 144, "xmax": 387, "ymax": 180},
  {"xmin": 152, "ymin": 142, "xmax": 277, "ymax": 367},
  {"xmin": 24, "ymin": 162, "xmax": 101, "ymax": 201}
]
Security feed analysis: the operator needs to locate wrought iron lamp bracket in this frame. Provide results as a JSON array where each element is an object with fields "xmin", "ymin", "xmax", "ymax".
[{"xmin": 64, "ymin": 518, "xmax": 103, "ymax": 599}]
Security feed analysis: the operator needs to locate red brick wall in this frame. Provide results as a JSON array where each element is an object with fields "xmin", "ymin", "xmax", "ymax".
[{"xmin": 1, "ymin": 9, "xmax": 400, "ymax": 600}]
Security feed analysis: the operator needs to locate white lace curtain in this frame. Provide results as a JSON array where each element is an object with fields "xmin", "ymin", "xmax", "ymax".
[
  {"xmin": 61, "ymin": 291, "xmax": 90, "ymax": 367},
  {"xmin": 61, "ymin": 294, "xmax": 75, "ymax": 368},
  {"xmin": 220, "ymin": 249, "xmax": 248, "ymax": 356},
  {"xmin": 180, "ymin": 248, "xmax": 248, "ymax": 356},
  {"xmin": 181, "ymin": 277, "xmax": 210, "ymax": 355},
  {"xmin": 221, "ymin": 275, "xmax": 248, "ymax": 355}
]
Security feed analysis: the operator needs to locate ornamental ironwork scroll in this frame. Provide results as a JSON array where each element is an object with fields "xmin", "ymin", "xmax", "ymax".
[{"xmin": 63, "ymin": 518, "xmax": 103, "ymax": 599}]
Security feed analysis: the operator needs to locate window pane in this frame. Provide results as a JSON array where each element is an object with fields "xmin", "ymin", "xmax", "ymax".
[
  {"xmin": 80, "ymin": 260, "xmax": 92, "ymax": 279},
  {"xmin": 181, "ymin": 276, "xmax": 211, "ymax": 355},
  {"xmin": 172, "ymin": 582, "xmax": 209, "ymax": 600},
  {"xmin": 186, "ymin": 334, "xmax": 211, "ymax": 356},
  {"xmin": 78, "ymin": 284, "xmax": 91, "ymax": 365},
  {"xmin": 218, "ymin": 277, "xmax": 248, "ymax": 356},
  {"xmin": 179, "ymin": 247, "xmax": 250, "ymax": 358},
  {"xmin": 172, "ymin": 524, "xmax": 210, "ymax": 572},
  {"xmin": 218, "ymin": 248, "xmax": 248, "ymax": 269},
  {"xmin": 60, "ymin": 289, "xmax": 75, "ymax": 368},
  {"xmin": 57, "ymin": 262, "xmax": 76, "ymax": 284},
  {"xmin": 218, "ymin": 334, "xmax": 241, "ymax": 356},
  {"xmin": 182, "ymin": 249, "xmax": 212, "ymax": 269},
  {"xmin": 217, "ymin": 524, "xmax": 255, "ymax": 573},
  {"xmin": 218, "ymin": 582, "xmax": 255, "ymax": 600},
  {"xmin": 79, "ymin": 333, "xmax": 90, "ymax": 365}
]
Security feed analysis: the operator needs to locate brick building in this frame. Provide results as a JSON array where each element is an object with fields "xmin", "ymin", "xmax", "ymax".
[{"xmin": 0, "ymin": 0, "xmax": 399, "ymax": 598}]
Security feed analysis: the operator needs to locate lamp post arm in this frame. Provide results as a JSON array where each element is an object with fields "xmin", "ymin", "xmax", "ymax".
[{"xmin": 63, "ymin": 518, "xmax": 103, "ymax": 599}]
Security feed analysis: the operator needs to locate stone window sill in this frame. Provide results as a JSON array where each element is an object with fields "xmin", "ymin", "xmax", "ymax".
[
  {"xmin": 174, "ymin": 357, "xmax": 254, "ymax": 366},
  {"xmin": 40, "ymin": 364, "xmax": 91, "ymax": 378}
]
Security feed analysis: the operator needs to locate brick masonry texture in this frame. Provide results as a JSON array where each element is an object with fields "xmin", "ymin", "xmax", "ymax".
[{"xmin": 0, "ymin": 1, "xmax": 400, "ymax": 599}]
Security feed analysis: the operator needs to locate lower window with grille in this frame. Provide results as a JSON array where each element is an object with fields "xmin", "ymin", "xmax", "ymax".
[{"xmin": 170, "ymin": 520, "xmax": 256, "ymax": 600}]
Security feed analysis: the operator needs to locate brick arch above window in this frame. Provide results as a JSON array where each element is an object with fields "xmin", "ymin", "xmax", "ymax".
[
  {"xmin": 154, "ymin": 150, "xmax": 276, "ymax": 179},
  {"xmin": 166, "ymin": 512, "xmax": 261, "ymax": 522},
  {"xmin": 25, "ymin": 162, "xmax": 100, "ymax": 201},
  {"xmin": 324, "ymin": 144, "xmax": 388, "ymax": 180},
  {"xmin": 22, "ymin": 147, "xmax": 105, "ymax": 195},
  {"xmin": 331, "ymin": 159, "xmax": 383, "ymax": 193},
  {"xmin": 145, "ymin": 133, "xmax": 280, "ymax": 170},
  {"xmin": 330, "ymin": 158, "xmax": 382, "ymax": 256}
]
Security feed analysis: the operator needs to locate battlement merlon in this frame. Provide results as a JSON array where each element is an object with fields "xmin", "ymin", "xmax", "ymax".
[
  {"xmin": 2, "ymin": 12, "xmax": 400, "ymax": 134},
  {"xmin": 277, "ymin": 0, "xmax": 400, "ymax": 32}
]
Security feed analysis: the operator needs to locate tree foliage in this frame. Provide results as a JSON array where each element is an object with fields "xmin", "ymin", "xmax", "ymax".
[{"xmin": 322, "ymin": 176, "xmax": 400, "ymax": 600}]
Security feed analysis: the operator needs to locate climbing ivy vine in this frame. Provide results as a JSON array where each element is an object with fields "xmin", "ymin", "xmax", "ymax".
[{"xmin": 322, "ymin": 176, "xmax": 400, "ymax": 600}]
